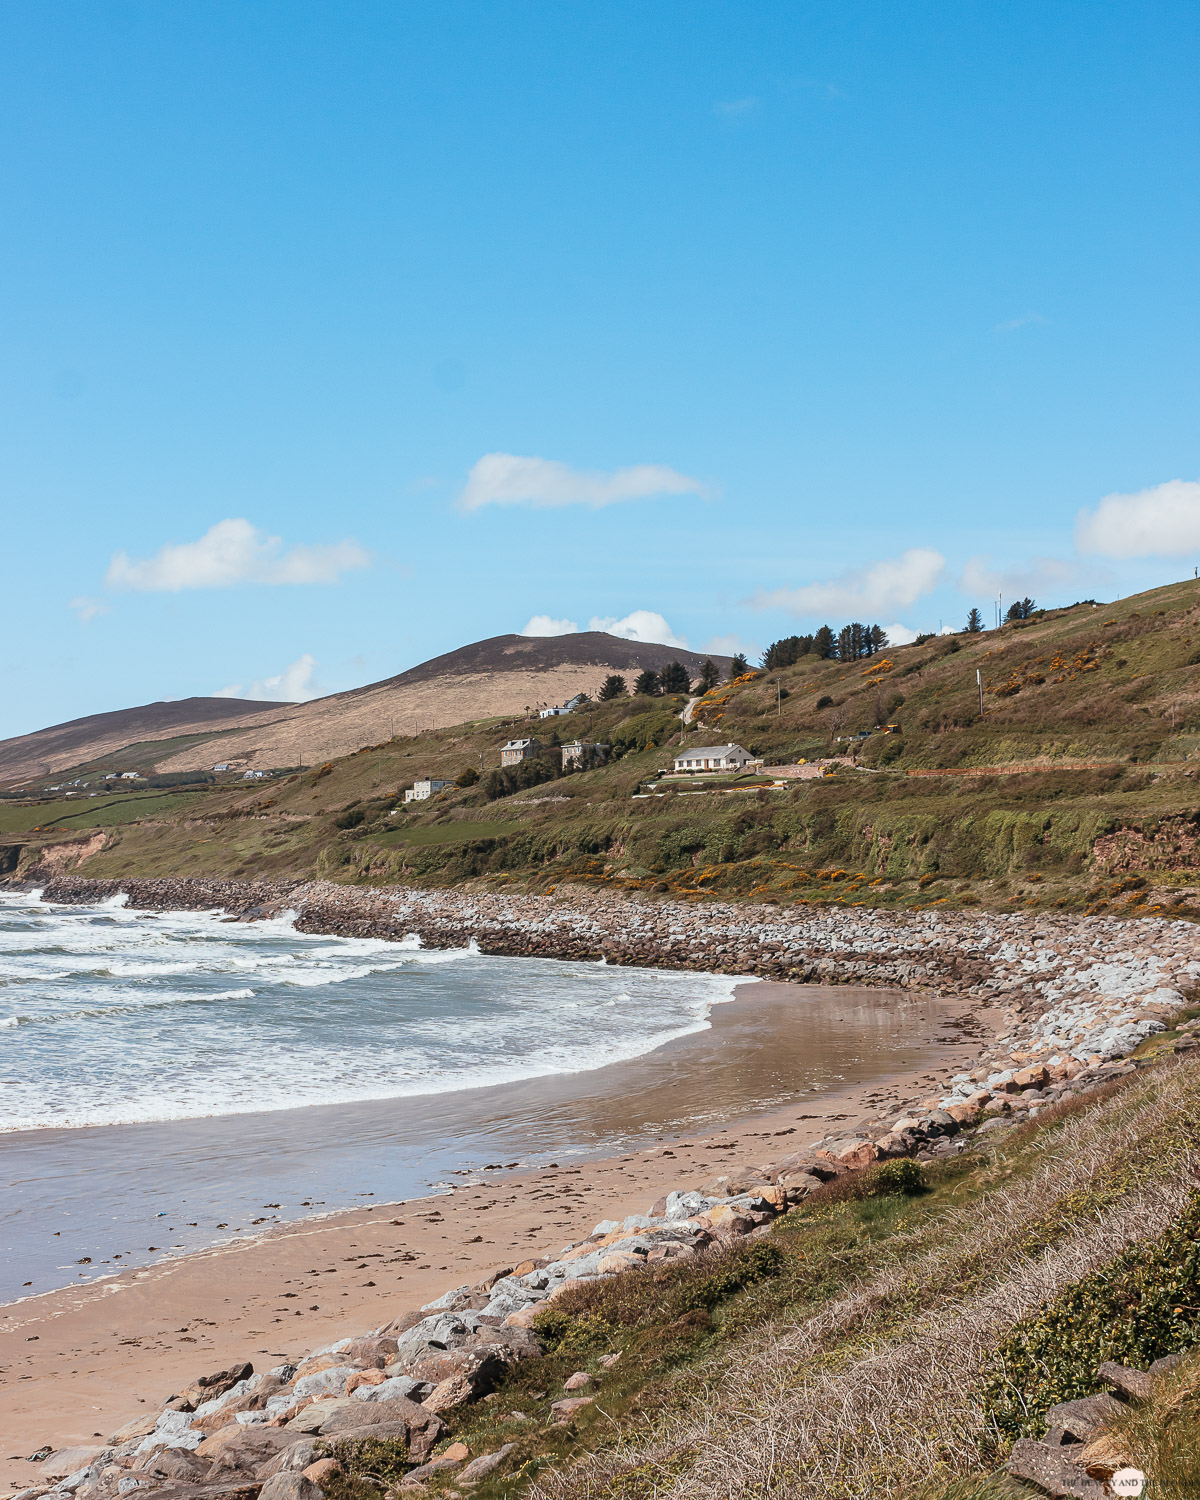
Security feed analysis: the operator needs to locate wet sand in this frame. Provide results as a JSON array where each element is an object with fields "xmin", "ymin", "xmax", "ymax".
[{"xmin": 0, "ymin": 980, "xmax": 996, "ymax": 1482}]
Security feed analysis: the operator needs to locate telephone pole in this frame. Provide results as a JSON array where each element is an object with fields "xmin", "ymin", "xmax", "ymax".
[{"xmin": 977, "ymin": 668, "xmax": 984, "ymax": 717}]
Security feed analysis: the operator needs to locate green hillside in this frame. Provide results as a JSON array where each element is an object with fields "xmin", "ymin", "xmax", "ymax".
[{"xmin": 7, "ymin": 576, "xmax": 1200, "ymax": 915}]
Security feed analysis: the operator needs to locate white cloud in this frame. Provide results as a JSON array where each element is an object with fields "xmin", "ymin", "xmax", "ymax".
[
  {"xmin": 588, "ymin": 610, "xmax": 688, "ymax": 648},
  {"xmin": 106, "ymin": 518, "xmax": 370, "ymax": 592},
  {"xmin": 752, "ymin": 548, "xmax": 945, "ymax": 619},
  {"xmin": 521, "ymin": 615, "xmax": 580, "ymax": 636},
  {"xmin": 215, "ymin": 653, "xmax": 319, "ymax": 703},
  {"xmin": 459, "ymin": 453, "xmax": 706, "ymax": 511},
  {"xmin": 714, "ymin": 97, "xmax": 759, "ymax": 117},
  {"xmin": 884, "ymin": 622, "xmax": 919, "ymax": 646},
  {"xmin": 960, "ymin": 554, "xmax": 1078, "ymax": 601},
  {"xmin": 701, "ymin": 633, "xmax": 758, "ymax": 659},
  {"xmin": 995, "ymin": 311, "xmax": 1047, "ymax": 332},
  {"xmin": 1076, "ymin": 477, "xmax": 1200, "ymax": 558},
  {"xmin": 69, "ymin": 596, "xmax": 108, "ymax": 623}
]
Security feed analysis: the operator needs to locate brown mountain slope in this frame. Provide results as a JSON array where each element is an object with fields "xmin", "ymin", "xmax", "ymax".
[
  {"xmin": 1, "ymin": 634, "xmax": 731, "ymax": 783},
  {"xmin": 154, "ymin": 633, "xmax": 732, "ymax": 773},
  {"xmin": 0, "ymin": 697, "xmax": 292, "ymax": 787}
]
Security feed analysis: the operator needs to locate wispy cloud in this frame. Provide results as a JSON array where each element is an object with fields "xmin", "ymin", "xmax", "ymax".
[
  {"xmin": 714, "ymin": 97, "xmax": 759, "ymax": 117},
  {"xmin": 752, "ymin": 548, "xmax": 946, "ymax": 619},
  {"xmin": 460, "ymin": 453, "xmax": 707, "ymax": 511},
  {"xmin": 69, "ymin": 596, "xmax": 108, "ymax": 623},
  {"xmin": 106, "ymin": 519, "xmax": 369, "ymax": 591},
  {"xmin": 1076, "ymin": 477, "xmax": 1200, "ymax": 559},
  {"xmin": 960, "ymin": 554, "xmax": 1078, "ymax": 600},
  {"xmin": 995, "ymin": 311, "xmax": 1047, "ymax": 332},
  {"xmin": 215, "ymin": 653, "xmax": 319, "ymax": 703}
]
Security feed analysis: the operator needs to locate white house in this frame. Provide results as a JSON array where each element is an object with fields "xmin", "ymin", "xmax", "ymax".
[
  {"xmin": 242, "ymin": 769, "xmax": 267, "ymax": 780},
  {"xmin": 119, "ymin": 771, "xmax": 141, "ymax": 780},
  {"xmin": 672, "ymin": 743, "xmax": 756, "ymax": 773},
  {"xmin": 404, "ymin": 777, "xmax": 454, "ymax": 803},
  {"xmin": 539, "ymin": 694, "xmax": 586, "ymax": 719},
  {"xmin": 500, "ymin": 738, "xmax": 542, "ymax": 766},
  {"xmin": 213, "ymin": 762, "xmax": 233, "ymax": 773}
]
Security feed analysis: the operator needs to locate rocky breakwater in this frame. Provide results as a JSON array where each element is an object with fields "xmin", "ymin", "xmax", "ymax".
[
  {"xmin": 37, "ymin": 876, "xmax": 1200, "ymax": 1072},
  {"xmin": 18, "ymin": 1018, "xmax": 1200, "ymax": 1500}
]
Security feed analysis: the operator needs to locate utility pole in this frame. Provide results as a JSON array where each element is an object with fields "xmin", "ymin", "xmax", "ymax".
[
  {"xmin": 977, "ymin": 669, "xmax": 984, "ymax": 717},
  {"xmin": 775, "ymin": 677, "xmax": 782, "ymax": 718}
]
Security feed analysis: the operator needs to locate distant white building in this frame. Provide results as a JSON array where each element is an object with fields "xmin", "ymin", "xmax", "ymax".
[
  {"xmin": 672, "ymin": 743, "xmax": 757, "ymax": 773},
  {"xmin": 539, "ymin": 695, "xmax": 586, "ymax": 719},
  {"xmin": 241, "ymin": 769, "xmax": 267, "ymax": 780},
  {"xmin": 404, "ymin": 777, "xmax": 454, "ymax": 803},
  {"xmin": 500, "ymin": 738, "xmax": 543, "ymax": 766},
  {"xmin": 119, "ymin": 771, "xmax": 140, "ymax": 780},
  {"xmin": 213, "ymin": 762, "xmax": 233, "ymax": 772}
]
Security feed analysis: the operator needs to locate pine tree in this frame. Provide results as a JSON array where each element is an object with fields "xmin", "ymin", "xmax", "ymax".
[
  {"xmin": 598, "ymin": 674, "xmax": 627, "ymax": 700},
  {"xmin": 632, "ymin": 669, "xmax": 659, "ymax": 696},
  {"xmin": 729, "ymin": 653, "xmax": 750, "ymax": 677},
  {"xmin": 965, "ymin": 608, "xmax": 983, "ymax": 633},
  {"xmin": 813, "ymin": 626, "xmax": 835, "ymax": 659},
  {"xmin": 1005, "ymin": 597, "xmax": 1037, "ymax": 622},
  {"xmin": 698, "ymin": 659, "xmax": 720, "ymax": 692},
  {"xmin": 837, "ymin": 625, "xmax": 855, "ymax": 661},
  {"xmin": 658, "ymin": 661, "xmax": 691, "ymax": 696},
  {"xmin": 869, "ymin": 623, "xmax": 889, "ymax": 653}
]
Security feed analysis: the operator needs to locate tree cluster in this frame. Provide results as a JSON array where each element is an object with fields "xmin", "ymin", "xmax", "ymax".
[
  {"xmin": 760, "ymin": 623, "xmax": 888, "ymax": 669},
  {"xmin": 1005, "ymin": 597, "xmax": 1038, "ymax": 622}
]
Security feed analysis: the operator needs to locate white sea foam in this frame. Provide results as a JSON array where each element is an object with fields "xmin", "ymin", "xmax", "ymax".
[{"xmin": 0, "ymin": 892, "xmax": 743, "ymax": 1132}]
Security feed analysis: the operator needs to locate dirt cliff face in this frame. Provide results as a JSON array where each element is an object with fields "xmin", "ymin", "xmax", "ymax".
[{"xmin": 1093, "ymin": 815, "xmax": 1200, "ymax": 873}]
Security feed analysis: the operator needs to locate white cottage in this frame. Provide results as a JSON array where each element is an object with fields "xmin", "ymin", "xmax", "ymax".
[{"xmin": 672, "ymin": 743, "xmax": 756, "ymax": 773}]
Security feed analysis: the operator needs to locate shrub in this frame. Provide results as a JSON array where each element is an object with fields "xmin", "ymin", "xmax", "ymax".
[
  {"xmin": 455, "ymin": 766, "xmax": 480, "ymax": 787},
  {"xmin": 816, "ymin": 695, "xmax": 834, "ymax": 710},
  {"xmin": 334, "ymin": 807, "xmax": 366, "ymax": 829},
  {"xmin": 315, "ymin": 1435, "xmax": 412, "ymax": 1487},
  {"xmin": 981, "ymin": 1192, "xmax": 1200, "ymax": 1439}
]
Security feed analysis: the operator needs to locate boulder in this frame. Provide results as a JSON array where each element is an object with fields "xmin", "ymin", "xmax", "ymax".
[
  {"xmin": 563, "ymin": 1372, "xmax": 592, "ymax": 1391},
  {"xmin": 422, "ymin": 1375, "xmax": 475, "ymax": 1413},
  {"xmin": 300, "ymin": 1461, "xmax": 340, "ymax": 1485},
  {"xmin": 134, "ymin": 1450, "xmax": 211, "ymax": 1484},
  {"xmin": 291, "ymin": 1368, "xmax": 359, "ymax": 1404},
  {"xmin": 597, "ymin": 1250, "xmax": 646, "ymax": 1273},
  {"xmin": 109, "ymin": 1416, "xmax": 162, "ymax": 1447},
  {"xmin": 318, "ymin": 1398, "xmax": 445, "ymax": 1463},
  {"xmin": 178, "ymin": 1365, "xmax": 255, "ymax": 1410},
  {"xmin": 338, "ymin": 1337, "xmax": 398, "ymax": 1366},
  {"xmin": 1005, "ymin": 1439, "xmax": 1107, "ymax": 1498},
  {"xmin": 42, "ymin": 1449, "xmax": 112, "ymax": 1480},
  {"xmin": 256, "ymin": 1444, "xmax": 318, "ymax": 1480},
  {"xmin": 199, "ymin": 1427, "xmax": 306, "ymax": 1478},
  {"xmin": 1043, "ymin": 1394, "xmax": 1124, "ymax": 1443},
  {"xmin": 353, "ymin": 1377, "xmax": 424, "ymax": 1405},
  {"xmin": 549, "ymin": 1397, "xmax": 593, "ymax": 1424},
  {"xmin": 456, "ymin": 1445, "xmax": 515, "ymax": 1484},
  {"xmin": 1096, "ymin": 1362, "xmax": 1152, "ymax": 1402},
  {"xmin": 344, "ymin": 1370, "xmax": 386, "ymax": 1396},
  {"xmin": 258, "ymin": 1476, "xmax": 321, "ymax": 1500}
]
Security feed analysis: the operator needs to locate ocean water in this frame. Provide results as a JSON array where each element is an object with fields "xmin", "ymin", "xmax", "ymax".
[{"xmin": 0, "ymin": 889, "xmax": 740, "ymax": 1132}]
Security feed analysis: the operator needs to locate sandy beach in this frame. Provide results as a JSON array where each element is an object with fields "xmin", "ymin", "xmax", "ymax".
[{"xmin": 0, "ymin": 979, "xmax": 995, "ymax": 1483}]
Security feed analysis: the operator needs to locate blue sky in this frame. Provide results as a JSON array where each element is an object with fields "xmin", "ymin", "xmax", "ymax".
[{"xmin": 3, "ymin": 1, "xmax": 1199, "ymax": 737}]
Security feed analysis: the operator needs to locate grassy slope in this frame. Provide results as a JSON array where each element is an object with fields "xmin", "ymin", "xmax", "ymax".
[
  {"xmin": 318, "ymin": 1042, "xmax": 1200, "ymax": 1500},
  {"xmin": 10, "ymin": 576, "xmax": 1200, "ymax": 911}
]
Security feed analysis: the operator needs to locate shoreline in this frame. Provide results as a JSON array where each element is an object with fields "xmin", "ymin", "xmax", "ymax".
[
  {"xmin": 0, "ymin": 980, "xmax": 988, "ymax": 1486},
  {"xmin": 3, "ymin": 875, "xmax": 1199, "ymax": 1490}
]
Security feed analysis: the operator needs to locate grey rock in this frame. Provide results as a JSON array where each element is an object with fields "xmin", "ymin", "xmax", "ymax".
[
  {"xmin": 456, "ymin": 1444, "xmax": 515, "ymax": 1484},
  {"xmin": 1005, "ymin": 1438, "xmax": 1107, "ymax": 1498},
  {"xmin": 259, "ymin": 1474, "xmax": 322, "ymax": 1500},
  {"xmin": 1096, "ymin": 1360, "xmax": 1152, "ymax": 1401},
  {"xmin": 1042, "ymin": 1393, "xmax": 1124, "ymax": 1441}
]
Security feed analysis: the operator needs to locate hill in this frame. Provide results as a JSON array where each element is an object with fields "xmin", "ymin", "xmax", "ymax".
[
  {"xmin": 149, "ymin": 632, "xmax": 731, "ymax": 776},
  {"xmin": 0, "ymin": 633, "xmax": 730, "ymax": 791},
  {"xmin": 0, "ymin": 696, "xmax": 291, "ymax": 788},
  {"xmin": 8, "ymin": 576, "xmax": 1200, "ymax": 914}
]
